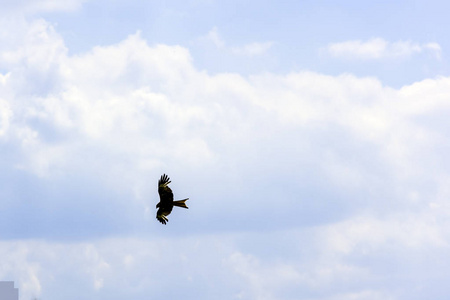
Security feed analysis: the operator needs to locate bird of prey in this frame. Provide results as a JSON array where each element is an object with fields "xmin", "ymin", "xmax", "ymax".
[{"xmin": 156, "ymin": 174, "xmax": 189, "ymax": 224}]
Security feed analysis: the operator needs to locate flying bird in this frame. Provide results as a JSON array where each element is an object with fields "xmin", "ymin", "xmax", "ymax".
[{"xmin": 156, "ymin": 174, "xmax": 189, "ymax": 224}]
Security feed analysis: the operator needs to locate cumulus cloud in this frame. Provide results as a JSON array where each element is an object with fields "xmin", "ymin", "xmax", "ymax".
[
  {"xmin": 2, "ymin": 17, "xmax": 450, "ymax": 300},
  {"xmin": 3, "ymin": 19, "xmax": 450, "ymax": 234},
  {"xmin": 324, "ymin": 38, "xmax": 442, "ymax": 60}
]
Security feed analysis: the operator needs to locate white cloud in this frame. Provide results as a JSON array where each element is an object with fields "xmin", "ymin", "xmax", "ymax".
[
  {"xmin": 226, "ymin": 251, "xmax": 302, "ymax": 300},
  {"xmin": 3, "ymin": 20, "xmax": 450, "ymax": 223},
  {"xmin": 3, "ymin": 213, "xmax": 448, "ymax": 300},
  {"xmin": 0, "ymin": 237, "xmax": 241, "ymax": 300},
  {"xmin": 424, "ymin": 42, "xmax": 442, "ymax": 59},
  {"xmin": 323, "ymin": 213, "xmax": 449, "ymax": 255},
  {"xmin": 3, "ymin": 20, "xmax": 450, "ymax": 222},
  {"xmin": 2, "ymin": 16, "xmax": 450, "ymax": 300},
  {"xmin": 201, "ymin": 27, "xmax": 273, "ymax": 56},
  {"xmin": 204, "ymin": 27, "xmax": 225, "ymax": 48},
  {"xmin": 231, "ymin": 41, "xmax": 274, "ymax": 56},
  {"xmin": 325, "ymin": 38, "xmax": 442, "ymax": 60}
]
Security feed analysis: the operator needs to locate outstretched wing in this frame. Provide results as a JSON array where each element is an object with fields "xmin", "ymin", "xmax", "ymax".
[
  {"xmin": 156, "ymin": 206, "xmax": 172, "ymax": 224},
  {"xmin": 158, "ymin": 174, "xmax": 173, "ymax": 204}
]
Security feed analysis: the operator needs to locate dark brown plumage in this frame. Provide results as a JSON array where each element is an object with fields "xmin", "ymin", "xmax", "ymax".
[{"xmin": 156, "ymin": 174, "xmax": 189, "ymax": 224}]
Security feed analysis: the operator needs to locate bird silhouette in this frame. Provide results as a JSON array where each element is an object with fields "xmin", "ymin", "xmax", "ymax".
[{"xmin": 156, "ymin": 174, "xmax": 189, "ymax": 224}]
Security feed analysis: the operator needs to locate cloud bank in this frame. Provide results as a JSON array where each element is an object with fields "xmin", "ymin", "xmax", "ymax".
[{"xmin": 1, "ymin": 18, "xmax": 450, "ymax": 300}]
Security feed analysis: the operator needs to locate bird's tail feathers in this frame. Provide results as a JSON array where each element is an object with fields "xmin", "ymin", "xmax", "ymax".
[{"xmin": 173, "ymin": 198, "xmax": 189, "ymax": 209}]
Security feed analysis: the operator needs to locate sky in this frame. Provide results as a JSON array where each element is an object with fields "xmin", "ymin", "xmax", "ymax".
[{"xmin": 1, "ymin": 0, "xmax": 450, "ymax": 299}]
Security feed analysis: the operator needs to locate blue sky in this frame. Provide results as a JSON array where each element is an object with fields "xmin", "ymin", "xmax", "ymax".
[
  {"xmin": 1, "ymin": 1, "xmax": 450, "ymax": 299},
  {"xmin": 41, "ymin": 0, "xmax": 450, "ymax": 85}
]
